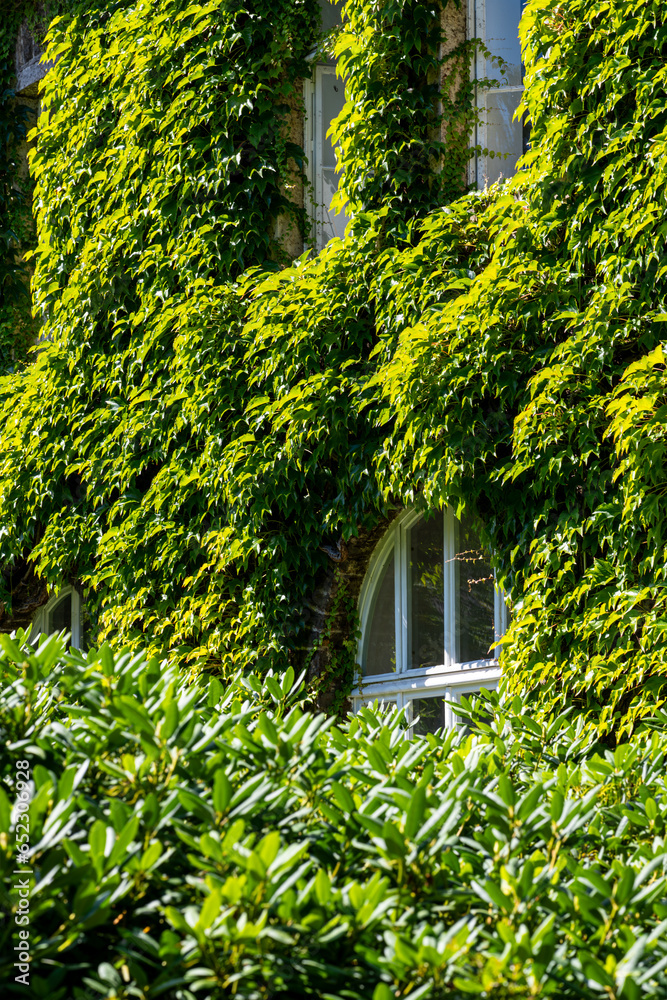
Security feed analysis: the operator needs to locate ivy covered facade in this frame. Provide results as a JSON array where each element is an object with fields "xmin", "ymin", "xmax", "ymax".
[{"xmin": 1, "ymin": 0, "xmax": 667, "ymax": 739}]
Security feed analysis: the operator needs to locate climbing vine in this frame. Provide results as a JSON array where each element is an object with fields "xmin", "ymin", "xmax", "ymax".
[
  {"xmin": 374, "ymin": 0, "xmax": 667, "ymax": 737},
  {"xmin": 307, "ymin": 569, "xmax": 361, "ymax": 716},
  {"xmin": 0, "ymin": 0, "xmax": 472, "ymax": 690},
  {"xmin": 332, "ymin": 0, "xmax": 481, "ymax": 222},
  {"xmin": 0, "ymin": 0, "xmax": 40, "ymax": 370},
  {"xmin": 1, "ymin": 0, "xmax": 666, "ymax": 735}
]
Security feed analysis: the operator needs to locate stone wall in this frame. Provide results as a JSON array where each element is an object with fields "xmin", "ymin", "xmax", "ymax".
[
  {"xmin": 440, "ymin": 0, "xmax": 467, "ymax": 120},
  {"xmin": 14, "ymin": 7, "xmax": 52, "ymax": 98},
  {"xmin": 270, "ymin": 86, "xmax": 306, "ymax": 262},
  {"xmin": 301, "ymin": 510, "xmax": 403, "ymax": 712}
]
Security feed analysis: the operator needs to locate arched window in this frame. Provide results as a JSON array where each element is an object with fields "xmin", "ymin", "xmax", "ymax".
[
  {"xmin": 30, "ymin": 586, "xmax": 82, "ymax": 649},
  {"xmin": 354, "ymin": 509, "xmax": 507, "ymax": 732}
]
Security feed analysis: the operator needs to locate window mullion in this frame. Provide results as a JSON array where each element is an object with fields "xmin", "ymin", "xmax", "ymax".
[
  {"xmin": 443, "ymin": 507, "xmax": 457, "ymax": 668},
  {"xmin": 71, "ymin": 590, "xmax": 81, "ymax": 649},
  {"xmin": 443, "ymin": 686, "xmax": 455, "ymax": 730},
  {"xmin": 397, "ymin": 520, "xmax": 409, "ymax": 673},
  {"xmin": 494, "ymin": 583, "xmax": 508, "ymax": 658}
]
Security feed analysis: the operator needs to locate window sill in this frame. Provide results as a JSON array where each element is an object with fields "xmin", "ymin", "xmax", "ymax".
[{"xmin": 354, "ymin": 659, "xmax": 501, "ymax": 699}]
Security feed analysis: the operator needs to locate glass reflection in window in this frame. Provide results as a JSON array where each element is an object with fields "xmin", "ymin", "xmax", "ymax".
[{"xmin": 364, "ymin": 551, "xmax": 396, "ymax": 675}]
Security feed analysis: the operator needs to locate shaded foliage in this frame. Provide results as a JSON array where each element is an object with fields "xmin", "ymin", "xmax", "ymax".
[
  {"xmin": 0, "ymin": 0, "xmax": 666, "ymax": 735},
  {"xmin": 0, "ymin": 0, "xmax": 38, "ymax": 370},
  {"xmin": 4, "ymin": 635, "xmax": 667, "ymax": 997}
]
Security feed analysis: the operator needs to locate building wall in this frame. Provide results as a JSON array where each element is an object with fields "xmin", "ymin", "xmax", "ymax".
[
  {"xmin": 441, "ymin": 0, "xmax": 467, "ymax": 148},
  {"xmin": 6, "ymin": 4, "xmax": 472, "ymax": 695},
  {"xmin": 270, "ymin": 88, "xmax": 306, "ymax": 262},
  {"xmin": 14, "ymin": 7, "xmax": 53, "ymax": 99},
  {"xmin": 301, "ymin": 513, "xmax": 403, "ymax": 712}
]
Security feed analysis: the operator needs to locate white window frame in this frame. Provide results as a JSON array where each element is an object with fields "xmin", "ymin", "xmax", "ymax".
[
  {"xmin": 304, "ymin": 64, "xmax": 347, "ymax": 251},
  {"xmin": 352, "ymin": 509, "xmax": 506, "ymax": 729},
  {"xmin": 30, "ymin": 585, "xmax": 82, "ymax": 648},
  {"xmin": 468, "ymin": 0, "xmax": 525, "ymax": 189}
]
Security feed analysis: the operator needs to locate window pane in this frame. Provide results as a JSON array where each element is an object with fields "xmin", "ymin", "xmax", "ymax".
[
  {"xmin": 319, "ymin": 71, "xmax": 348, "ymax": 240},
  {"xmin": 482, "ymin": 0, "xmax": 523, "ymax": 87},
  {"xmin": 484, "ymin": 90, "xmax": 523, "ymax": 184},
  {"xmin": 321, "ymin": 73, "xmax": 344, "ymax": 169},
  {"xmin": 48, "ymin": 594, "xmax": 71, "ymax": 635},
  {"xmin": 456, "ymin": 516, "xmax": 495, "ymax": 662},
  {"xmin": 321, "ymin": 167, "xmax": 347, "ymax": 240},
  {"xmin": 319, "ymin": 0, "xmax": 343, "ymax": 33},
  {"xmin": 409, "ymin": 515, "xmax": 444, "ymax": 669},
  {"xmin": 412, "ymin": 696, "xmax": 445, "ymax": 736},
  {"xmin": 364, "ymin": 552, "xmax": 396, "ymax": 676}
]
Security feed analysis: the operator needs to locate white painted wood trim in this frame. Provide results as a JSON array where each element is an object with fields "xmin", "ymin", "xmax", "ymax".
[
  {"xmin": 354, "ymin": 507, "xmax": 504, "ymax": 725},
  {"xmin": 443, "ymin": 506, "xmax": 457, "ymax": 667},
  {"xmin": 30, "ymin": 585, "xmax": 82, "ymax": 648}
]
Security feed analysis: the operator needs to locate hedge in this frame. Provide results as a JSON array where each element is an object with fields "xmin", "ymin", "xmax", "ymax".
[{"xmin": 3, "ymin": 633, "xmax": 667, "ymax": 998}]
